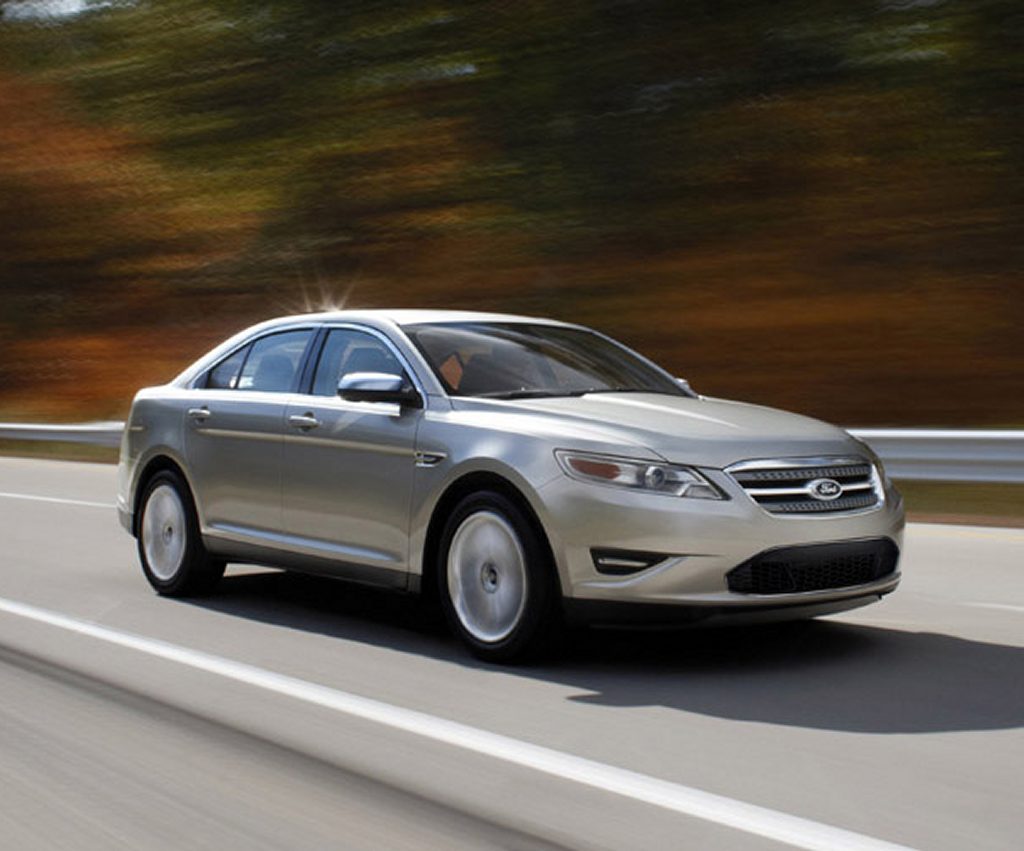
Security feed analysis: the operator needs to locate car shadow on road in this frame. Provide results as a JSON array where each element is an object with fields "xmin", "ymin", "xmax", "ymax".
[
  {"xmin": 190, "ymin": 569, "xmax": 1024, "ymax": 736},
  {"xmin": 549, "ymin": 619, "xmax": 1024, "ymax": 735}
]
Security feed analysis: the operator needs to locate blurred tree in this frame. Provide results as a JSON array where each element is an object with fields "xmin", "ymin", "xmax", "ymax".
[{"xmin": 0, "ymin": 0, "xmax": 1020, "ymax": 422}]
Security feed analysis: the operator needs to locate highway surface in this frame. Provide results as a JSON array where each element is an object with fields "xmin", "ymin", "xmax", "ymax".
[{"xmin": 0, "ymin": 456, "xmax": 1020, "ymax": 850}]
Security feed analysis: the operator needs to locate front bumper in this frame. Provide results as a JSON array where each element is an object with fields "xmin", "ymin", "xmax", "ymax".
[
  {"xmin": 563, "ymin": 582, "xmax": 897, "ymax": 627},
  {"xmin": 536, "ymin": 466, "xmax": 905, "ymax": 611},
  {"xmin": 116, "ymin": 498, "xmax": 133, "ymax": 535}
]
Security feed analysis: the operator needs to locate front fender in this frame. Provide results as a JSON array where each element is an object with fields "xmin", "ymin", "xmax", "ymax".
[{"xmin": 407, "ymin": 437, "xmax": 570, "ymax": 593}]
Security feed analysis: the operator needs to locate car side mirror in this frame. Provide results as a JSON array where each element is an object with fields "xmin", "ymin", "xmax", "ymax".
[{"xmin": 338, "ymin": 372, "xmax": 422, "ymax": 407}]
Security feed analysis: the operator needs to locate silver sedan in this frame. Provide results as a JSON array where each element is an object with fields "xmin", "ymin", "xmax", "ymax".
[{"xmin": 118, "ymin": 310, "xmax": 904, "ymax": 661}]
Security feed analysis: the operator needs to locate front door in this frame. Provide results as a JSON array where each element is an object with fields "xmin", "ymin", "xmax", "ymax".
[{"xmin": 282, "ymin": 326, "xmax": 422, "ymax": 586}]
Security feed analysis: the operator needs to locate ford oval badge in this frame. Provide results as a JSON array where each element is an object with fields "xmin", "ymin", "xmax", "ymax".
[{"xmin": 808, "ymin": 478, "xmax": 842, "ymax": 501}]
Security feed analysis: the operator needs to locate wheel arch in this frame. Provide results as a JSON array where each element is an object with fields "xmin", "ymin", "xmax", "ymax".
[
  {"xmin": 131, "ymin": 453, "xmax": 192, "ymax": 537},
  {"xmin": 420, "ymin": 470, "xmax": 564, "ymax": 605}
]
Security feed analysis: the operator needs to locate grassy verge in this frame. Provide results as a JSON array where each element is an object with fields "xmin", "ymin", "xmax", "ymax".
[
  {"xmin": 0, "ymin": 440, "xmax": 119, "ymax": 464},
  {"xmin": 897, "ymin": 481, "xmax": 1024, "ymax": 527}
]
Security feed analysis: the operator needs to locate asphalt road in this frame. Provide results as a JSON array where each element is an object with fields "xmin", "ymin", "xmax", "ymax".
[{"xmin": 0, "ymin": 457, "xmax": 1021, "ymax": 850}]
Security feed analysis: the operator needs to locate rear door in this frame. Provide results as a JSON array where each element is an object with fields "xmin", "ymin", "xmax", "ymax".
[
  {"xmin": 282, "ymin": 325, "xmax": 422, "ymax": 585},
  {"xmin": 184, "ymin": 327, "xmax": 316, "ymax": 541}
]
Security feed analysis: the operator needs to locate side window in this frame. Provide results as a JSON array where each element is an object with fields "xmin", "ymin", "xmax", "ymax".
[
  {"xmin": 236, "ymin": 330, "xmax": 313, "ymax": 393},
  {"xmin": 205, "ymin": 345, "xmax": 249, "ymax": 390},
  {"xmin": 311, "ymin": 329, "xmax": 406, "ymax": 397}
]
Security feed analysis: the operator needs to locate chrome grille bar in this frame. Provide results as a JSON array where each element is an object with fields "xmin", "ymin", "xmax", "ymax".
[{"xmin": 727, "ymin": 456, "xmax": 882, "ymax": 516}]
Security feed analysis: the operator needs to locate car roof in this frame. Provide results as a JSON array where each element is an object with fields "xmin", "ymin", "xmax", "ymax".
[{"xmin": 278, "ymin": 308, "xmax": 573, "ymax": 328}]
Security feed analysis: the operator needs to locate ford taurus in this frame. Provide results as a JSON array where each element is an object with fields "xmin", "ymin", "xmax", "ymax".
[{"xmin": 118, "ymin": 310, "xmax": 903, "ymax": 661}]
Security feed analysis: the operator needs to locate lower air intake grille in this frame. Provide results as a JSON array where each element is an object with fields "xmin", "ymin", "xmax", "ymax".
[{"xmin": 727, "ymin": 539, "xmax": 899, "ymax": 595}]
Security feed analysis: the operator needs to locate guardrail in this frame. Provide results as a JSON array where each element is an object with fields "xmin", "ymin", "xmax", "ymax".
[
  {"xmin": 848, "ymin": 429, "xmax": 1024, "ymax": 484},
  {"xmin": 1, "ymin": 421, "xmax": 1022, "ymax": 483},
  {"xmin": 0, "ymin": 421, "xmax": 124, "ymax": 449}
]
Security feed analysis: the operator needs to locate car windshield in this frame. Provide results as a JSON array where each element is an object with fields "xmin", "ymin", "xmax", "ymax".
[{"xmin": 404, "ymin": 322, "xmax": 687, "ymax": 399}]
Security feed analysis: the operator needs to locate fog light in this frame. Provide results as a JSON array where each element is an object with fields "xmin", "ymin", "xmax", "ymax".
[{"xmin": 591, "ymin": 548, "xmax": 668, "ymax": 576}]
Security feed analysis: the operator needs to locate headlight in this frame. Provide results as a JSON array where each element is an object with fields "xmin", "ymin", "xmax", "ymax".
[{"xmin": 555, "ymin": 450, "xmax": 723, "ymax": 499}]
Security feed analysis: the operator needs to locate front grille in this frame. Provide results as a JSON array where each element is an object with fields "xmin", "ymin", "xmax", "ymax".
[
  {"xmin": 727, "ymin": 539, "xmax": 899, "ymax": 595},
  {"xmin": 728, "ymin": 457, "xmax": 880, "ymax": 515}
]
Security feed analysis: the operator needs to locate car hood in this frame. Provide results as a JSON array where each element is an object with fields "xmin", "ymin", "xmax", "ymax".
[{"xmin": 455, "ymin": 393, "xmax": 864, "ymax": 469}]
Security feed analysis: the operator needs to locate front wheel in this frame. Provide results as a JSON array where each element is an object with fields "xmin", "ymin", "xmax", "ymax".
[
  {"xmin": 438, "ymin": 491, "xmax": 559, "ymax": 663},
  {"xmin": 138, "ymin": 470, "xmax": 224, "ymax": 596}
]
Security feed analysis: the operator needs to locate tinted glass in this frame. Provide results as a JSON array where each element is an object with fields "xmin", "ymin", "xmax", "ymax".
[
  {"xmin": 311, "ymin": 328, "xmax": 406, "ymax": 396},
  {"xmin": 205, "ymin": 345, "xmax": 248, "ymax": 389},
  {"xmin": 236, "ymin": 330, "xmax": 313, "ymax": 393},
  {"xmin": 405, "ymin": 323, "xmax": 685, "ymax": 399}
]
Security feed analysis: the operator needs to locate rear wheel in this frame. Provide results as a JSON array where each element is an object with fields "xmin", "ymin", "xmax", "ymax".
[
  {"xmin": 438, "ymin": 491, "xmax": 559, "ymax": 663},
  {"xmin": 138, "ymin": 470, "xmax": 224, "ymax": 596}
]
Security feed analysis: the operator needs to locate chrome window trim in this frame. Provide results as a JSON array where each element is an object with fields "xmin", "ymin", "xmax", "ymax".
[
  {"xmin": 314, "ymin": 321, "xmax": 429, "ymax": 405},
  {"xmin": 187, "ymin": 324, "xmax": 320, "ymax": 392}
]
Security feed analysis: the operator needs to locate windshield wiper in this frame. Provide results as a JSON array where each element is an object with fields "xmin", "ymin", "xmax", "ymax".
[
  {"xmin": 476, "ymin": 387, "xmax": 650, "ymax": 400},
  {"xmin": 476, "ymin": 389, "xmax": 570, "ymax": 400}
]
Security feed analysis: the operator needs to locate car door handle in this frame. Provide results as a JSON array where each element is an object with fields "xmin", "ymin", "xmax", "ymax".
[
  {"xmin": 288, "ymin": 413, "xmax": 320, "ymax": 430},
  {"xmin": 187, "ymin": 407, "xmax": 210, "ymax": 422}
]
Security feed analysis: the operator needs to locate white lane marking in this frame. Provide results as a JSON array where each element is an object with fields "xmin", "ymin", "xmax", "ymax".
[
  {"xmin": 0, "ymin": 597, "xmax": 909, "ymax": 851},
  {"xmin": 961, "ymin": 602, "xmax": 1024, "ymax": 615},
  {"xmin": 910, "ymin": 523, "xmax": 1024, "ymax": 543},
  {"xmin": 0, "ymin": 491, "xmax": 114, "ymax": 509}
]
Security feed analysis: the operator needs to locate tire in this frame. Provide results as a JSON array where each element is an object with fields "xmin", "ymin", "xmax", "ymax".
[
  {"xmin": 437, "ymin": 491, "xmax": 560, "ymax": 663},
  {"xmin": 137, "ymin": 470, "xmax": 225, "ymax": 596}
]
